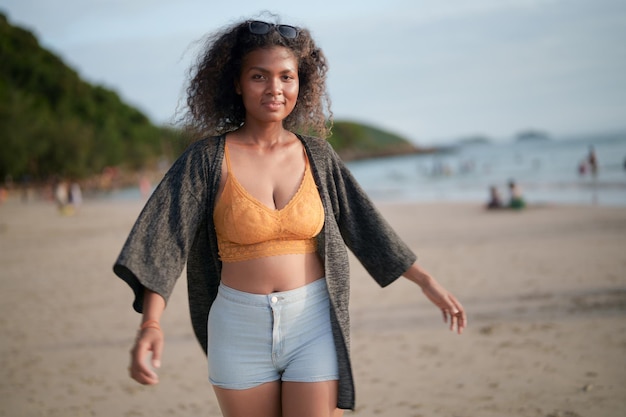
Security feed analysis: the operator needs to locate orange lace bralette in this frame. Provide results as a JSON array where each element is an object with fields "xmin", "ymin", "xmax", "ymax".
[{"xmin": 213, "ymin": 143, "xmax": 325, "ymax": 262}]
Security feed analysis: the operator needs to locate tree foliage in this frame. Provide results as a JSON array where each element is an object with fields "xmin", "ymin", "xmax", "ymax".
[{"xmin": 0, "ymin": 13, "xmax": 185, "ymax": 182}]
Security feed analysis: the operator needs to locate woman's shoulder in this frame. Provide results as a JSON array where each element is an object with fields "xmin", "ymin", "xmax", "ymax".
[
  {"xmin": 163, "ymin": 135, "xmax": 224, "ymax": 181},
  {"xmin": 188, "ymin": 135, "xmax": 224, "ymax": 152},
  {"xmin": 298, "ymin": 134, "xmax": 335, "ymax": 158},
  {"xmin": 176, "ymin": 135, "xmax": 225, "ymax": 163},
  {"xmin": 298, "ymin": 133, "xmax": 329, "ymax": 145}
]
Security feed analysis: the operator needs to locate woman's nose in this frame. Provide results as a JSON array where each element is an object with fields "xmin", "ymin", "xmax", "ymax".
[{"xmin": 266, "ymin": 78, "xmax": 282, "ymax": 95}]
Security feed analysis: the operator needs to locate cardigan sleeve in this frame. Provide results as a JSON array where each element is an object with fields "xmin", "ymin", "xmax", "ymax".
[
  {"xmin": 323, "ymin": 141, "xmax": 417, "ymax": 287},
  {"xmin": 113, "ymin": 141, "xmax": 208, "ymax": 313}
]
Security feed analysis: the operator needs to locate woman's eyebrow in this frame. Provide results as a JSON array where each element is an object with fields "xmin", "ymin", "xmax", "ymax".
[{"xmin": 246, "ymin": 66, "xmax": 296, "ymax": 74}]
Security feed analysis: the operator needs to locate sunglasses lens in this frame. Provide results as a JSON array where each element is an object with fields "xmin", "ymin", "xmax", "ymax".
[
  {"xmin": 277, "ymin": 25, "xmax": 298, "ymax": 39},
  {"xmin": 248, "ymin": 21, "xmax": 298, "ymax": 39},
  {"xmin": 248, "ymin": 21, "xmax": 271, "ymax": 35}
]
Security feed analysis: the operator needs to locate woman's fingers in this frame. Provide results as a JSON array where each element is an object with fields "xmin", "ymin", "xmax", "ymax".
[
  {"xmin": 129, "ymin": 330, "xmax": 162, "ymax": 385},
  {"xmin": 441, "ymin": 295, "xmax": 466, "ymax": 334},
  {"xmin": 151, "ymin": 336, "xmax": 163, "ymax": 370},
  {"xmin": 129, "ymin": 361, "xmax": 159, "ymax": 385}
]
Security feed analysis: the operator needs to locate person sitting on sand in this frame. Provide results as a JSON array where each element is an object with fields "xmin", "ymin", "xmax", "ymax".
[
  {"xmin": 508, "ymin": 180, "xmax": 526, "ymax": 210},
  {"xmin": 486, "ymin": 185, "xmax": 504, "ymax": 210}
]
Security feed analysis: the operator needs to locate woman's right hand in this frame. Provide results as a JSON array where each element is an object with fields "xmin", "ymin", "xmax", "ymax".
[
  {"xmin": 129, "ymin": 325, "xmax": 163, "ymax": 385},
  {"xmin": 130, "ymin": 289, "xmax": 166, "ymax": 384}
]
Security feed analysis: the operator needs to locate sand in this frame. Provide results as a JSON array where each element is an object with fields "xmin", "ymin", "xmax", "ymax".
[{"xmin": 0, "ymin": 196, "xmax": 624, "ymax": 417}]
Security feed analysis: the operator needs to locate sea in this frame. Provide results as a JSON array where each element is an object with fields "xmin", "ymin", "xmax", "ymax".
[
  {"xmin": 346, "ymin": 132, "xmax": 626, "ymax": 207},
  {"xmin": 109, "ymin": 132, "xmax": 626, "ymax": 208}
]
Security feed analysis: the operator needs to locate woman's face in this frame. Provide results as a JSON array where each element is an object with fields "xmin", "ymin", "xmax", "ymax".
[{"xmin": 236, "ymin": 46, "xmax": 299, "ymax": 125}]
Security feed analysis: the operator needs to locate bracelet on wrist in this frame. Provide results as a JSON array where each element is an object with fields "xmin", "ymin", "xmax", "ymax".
[{"xmin": 140, "ymin": 319, "xmax": 162, "ymax": 332}]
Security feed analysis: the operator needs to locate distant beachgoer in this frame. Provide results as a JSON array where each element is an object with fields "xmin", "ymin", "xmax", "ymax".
[
  {"xmin": 70, "ymin": 182, "xmax": 83, "ymax": 212},
  {"xmin": 138, "ymin": 175, "xmax": 152, "ymax": 200},
  {"xmin": 587, "ymin": 146, "xmax": 598, "ymax": 175},
  {"xmin": 113, "ymin": 16, "xmax": 466, "ymax": 416},
  {"xmin": 508, "ymin": 180, "xmax": 526, "ymax": 210},
  {"xmin": 55, "ymin": 180, "xmax": 69, "ymax": 210},
  {"xmin": 486, "ymin": 186, "xmax": 503, "ymax": 210},
  {"xmin": 578, "ymin": 160, "xmax": 587, "ymax": 176}
]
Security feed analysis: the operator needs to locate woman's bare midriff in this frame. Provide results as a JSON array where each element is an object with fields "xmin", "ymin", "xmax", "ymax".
[{"xmin": 220, "ymin": 252, "xmax": 325, "ymax": 294}]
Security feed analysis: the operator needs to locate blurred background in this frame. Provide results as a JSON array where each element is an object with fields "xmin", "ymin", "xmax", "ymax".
[{"xmin": 1, "ymin": 0, "xmax": 625, "ymax": 207}]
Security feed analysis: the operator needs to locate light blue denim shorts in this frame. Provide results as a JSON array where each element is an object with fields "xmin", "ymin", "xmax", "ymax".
[{"xmin": 207, "ymin": 278, "xmax": 339, "ymax": 390}]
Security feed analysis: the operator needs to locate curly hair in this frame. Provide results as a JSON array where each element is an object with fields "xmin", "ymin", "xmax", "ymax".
[{"xmin": 181, "ymin": 18, "xmax": 332, "ymax": 139}]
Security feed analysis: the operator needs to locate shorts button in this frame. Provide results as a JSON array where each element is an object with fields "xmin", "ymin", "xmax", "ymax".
[{"xmin": 271, "ymin": 296, "xmax": 278, "ymax": 304}]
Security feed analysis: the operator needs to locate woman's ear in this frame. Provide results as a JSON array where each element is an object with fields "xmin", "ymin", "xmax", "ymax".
[{"xmin": 234, "ymin": 79, "xmax": 242, "ymax": 95}]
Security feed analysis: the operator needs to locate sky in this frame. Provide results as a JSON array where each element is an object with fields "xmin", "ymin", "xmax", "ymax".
[{"xmin": 2, "ymin": 0, "xmax": 625, "ymax": 145}]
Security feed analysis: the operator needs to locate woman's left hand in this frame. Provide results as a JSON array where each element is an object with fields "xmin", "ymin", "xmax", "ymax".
[
  {"xmin": 419, "ymin": 278, "xmax": 466, "ymax": 334},
  {"xmin": 403, "ymin": 262, "xmax": 467, "ymax": 334}
]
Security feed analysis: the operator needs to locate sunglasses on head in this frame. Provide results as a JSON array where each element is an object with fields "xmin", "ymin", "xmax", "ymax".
[{"xmin": 248, "ymin": 20, "xmax": 299, "ymax": 39}]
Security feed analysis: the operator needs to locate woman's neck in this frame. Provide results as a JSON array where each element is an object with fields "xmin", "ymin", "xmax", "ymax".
[{"xmin": 230, "ymin": 122, "xmax": 294, "ymax": 149}]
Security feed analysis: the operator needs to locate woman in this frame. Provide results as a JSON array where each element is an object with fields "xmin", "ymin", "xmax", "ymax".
[{"xmin": 114, "ymin": 18, "xmax": 466, "ymax": 417}]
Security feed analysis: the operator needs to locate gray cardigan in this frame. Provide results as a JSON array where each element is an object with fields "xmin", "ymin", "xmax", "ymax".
[{"xmin": 113, "ymin": 134, "xmax": 416, "ymax": 410}]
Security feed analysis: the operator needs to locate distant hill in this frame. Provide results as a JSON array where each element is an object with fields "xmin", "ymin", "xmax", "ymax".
[
  {"xmin": 328, "ymin": 120, "xmax": 421, "ymax": 160},
  {"xmin": 515, "ymin": 129, "xmax": 550, "ymax": 142},
  {"xmin": 456, "ymin": 135, "xmax": 492, "ymax": 146}
]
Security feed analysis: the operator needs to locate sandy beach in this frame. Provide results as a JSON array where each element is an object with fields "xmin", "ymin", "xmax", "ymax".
[{"xmin": 0, "ymin": 196, "xmax": 624, "ymax": 417}]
